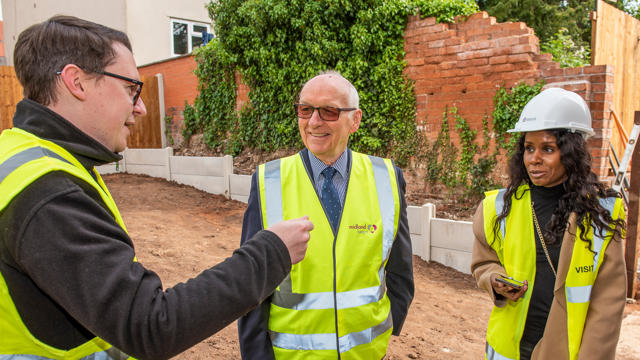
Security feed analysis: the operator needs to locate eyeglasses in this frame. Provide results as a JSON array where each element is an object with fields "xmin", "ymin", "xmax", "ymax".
[
  {"xmin": 100, "ymin": 71, "xmax": 144, "ymax": 105},
  {"xmin": 55, "ymin": 69, "xmax": 144, "ymax": 105},
  {"xmin": 294, "ymin": 103, "xmax": 357, "ymax": 122}
]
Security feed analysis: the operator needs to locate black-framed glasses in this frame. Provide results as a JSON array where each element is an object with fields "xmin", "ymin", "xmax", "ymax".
[
  {"xmin": 294, "ymin": 103, "xmax": 357, "ymax": 122},
  {"xmin": 101, "ymin": 71, "xmax": 144, "ymax": 105},
  {"xmin": 55, "ymin": 69, "xmax": 144, "ymax": 105}
]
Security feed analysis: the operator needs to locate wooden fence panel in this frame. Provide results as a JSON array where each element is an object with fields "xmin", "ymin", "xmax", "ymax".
[
  {"xmin": 592, "ymin": 0, "xmax": 640, "ymax": 156},
  {"xmin": 0, "ymin": 67, "xmax": 161, "ymax": 148},
  {"xmin": 127, "ymin": 74, "xmax": 162, "ymax": 148},
  {"xmin": 0, "ymin": 66, "xmax": 24, "ymax": 131}
]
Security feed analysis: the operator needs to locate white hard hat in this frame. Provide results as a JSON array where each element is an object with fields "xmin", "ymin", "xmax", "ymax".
[{"xmin": 507, "ymin": 87, "xmax": 594, "ymax": 138}]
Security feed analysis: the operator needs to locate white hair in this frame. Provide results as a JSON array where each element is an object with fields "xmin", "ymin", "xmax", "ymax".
[{"xmin": 303, "ymin": 70, "xmax": 360, "ymax": 108}]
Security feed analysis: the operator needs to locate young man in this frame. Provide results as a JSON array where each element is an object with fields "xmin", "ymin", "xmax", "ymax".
[
  {"xmin": 0, "ymin": 15, "xmax": 312, "ymax": 359},
  {"xmin": 238, "ymin": 71, "xmax": 414, "ymax": 359}
]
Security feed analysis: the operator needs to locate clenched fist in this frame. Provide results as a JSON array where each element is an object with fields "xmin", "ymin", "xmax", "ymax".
[{"xmin": 268, "ymin": 216, "xmax": 314, "ymax": 264}]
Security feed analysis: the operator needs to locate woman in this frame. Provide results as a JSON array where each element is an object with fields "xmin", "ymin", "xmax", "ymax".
[{"xmin": 471, "ymin": 87, "xmax": 626, "ymax": 360}]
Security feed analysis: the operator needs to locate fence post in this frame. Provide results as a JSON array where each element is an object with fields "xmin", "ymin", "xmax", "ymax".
[
  {"xmin": 156, "ymin": 74, "xmax": 167, "ymax": 148},
  {"xmin": 120, "ymin": 149, "xmax": 129, "ymax": 173},
  {"xmin": 164, "ymin": 147, "xmax": 173, "ymax": 181},
  {"xmin": 223, "ymin": 155, "xmax": 233, "ymax": 199},
  {"xmin": 625, "ymin": 111, "xmax": 640, "ymax": 299},
  {"xmin": 423, "ymin": 203, "xmax": 435, "ymax": 262}
]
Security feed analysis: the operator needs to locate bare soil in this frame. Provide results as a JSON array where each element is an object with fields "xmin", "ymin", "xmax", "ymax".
[{"xmin": 104, "ymin": 173, "xmax": 640, "ymax": 359}]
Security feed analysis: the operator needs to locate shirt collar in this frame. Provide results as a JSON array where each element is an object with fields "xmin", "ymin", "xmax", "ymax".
[{"xmin": 308, "ymin": 149, "xmax": 349, "ymax": 183}]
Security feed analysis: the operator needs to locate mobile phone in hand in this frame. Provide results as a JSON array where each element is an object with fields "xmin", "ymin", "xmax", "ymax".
[{"xmin": 496, "ymin": 275, "xmax": 524, "ymax": 289}]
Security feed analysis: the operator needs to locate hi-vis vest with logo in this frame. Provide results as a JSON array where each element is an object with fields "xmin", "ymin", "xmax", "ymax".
[
  {"xmin": 0, "ymin": 128, "xmax": 132, "ymax": 360},
  {"xmin": 258, "ymin": 151, "xmax": 400, "ymax": 360},
  {"xmin": 482, "ymin": 184, "xmax": 624, "ymax": 360}
]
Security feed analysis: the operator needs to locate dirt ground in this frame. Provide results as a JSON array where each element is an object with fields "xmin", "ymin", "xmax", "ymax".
[{"xmin": 104, "ymin": 173, "xmax": 640, "ymax": 359}]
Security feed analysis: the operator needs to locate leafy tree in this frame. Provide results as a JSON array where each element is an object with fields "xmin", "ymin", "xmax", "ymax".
[
  {"xmin": 541, "ymin": 27, "xmax": 590, "ymax": 67},
  {"xmin": 477, "ymin": 0, "xmax": 639, "ymax": 47},
  {"xmin": 618, "ymin": 0, "xmax": 640, "ymax": 19}
]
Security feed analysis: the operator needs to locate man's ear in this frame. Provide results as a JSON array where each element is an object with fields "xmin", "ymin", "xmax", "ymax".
[
  {"xmin": 349, "ymin": 109, "xmax": 362, "ymax": 134},
  {"xmin": 58, "ymin": 64, "xmax": 88, "ymax": 101}
]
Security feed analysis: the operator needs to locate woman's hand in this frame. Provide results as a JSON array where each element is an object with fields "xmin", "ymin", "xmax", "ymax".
[{"xmin": 490, "ymin": 273, "xmax": 528, "ymax": 301}]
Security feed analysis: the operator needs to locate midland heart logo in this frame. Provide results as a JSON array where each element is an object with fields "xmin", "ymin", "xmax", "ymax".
[{"xmin": 348, "ymin": 224, "xmax": 378, "ymax": 234}]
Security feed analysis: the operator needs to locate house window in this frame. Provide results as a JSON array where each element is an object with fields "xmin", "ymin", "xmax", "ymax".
[{"xmin": 171, "ymin": 19, "xmax": 211, "ymax": 56}]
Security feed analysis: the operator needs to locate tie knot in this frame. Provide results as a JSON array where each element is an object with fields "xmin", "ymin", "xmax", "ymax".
[{"xmin": 322, "ymin": 166, "xmax": 337, "ymax": 180}]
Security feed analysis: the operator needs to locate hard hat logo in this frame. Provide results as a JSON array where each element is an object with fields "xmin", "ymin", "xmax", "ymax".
[{"xmin": 507, "ymin": 87, "xmax": 595, "ymax": 138}]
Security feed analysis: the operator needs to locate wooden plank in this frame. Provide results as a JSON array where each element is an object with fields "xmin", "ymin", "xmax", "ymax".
[
  {"xmin": 592, "ymin": 0, "xmax": 640, "ymax": 157},
  {"xmin": 127, "ymin": 74, "xmax": 162, "ymax": 148},
  {"xmin": 626, "ymin": 111, "xmax": 640, "ymax": 299},
  {"xmin": 0, "ymin": 66, "xmax": 23, "ymax": 131}
]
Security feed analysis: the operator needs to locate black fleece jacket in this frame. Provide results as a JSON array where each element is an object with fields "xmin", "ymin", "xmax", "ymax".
[{"xmin": 0, "ymin": 99, "xmax": 291, "ymax": 359}]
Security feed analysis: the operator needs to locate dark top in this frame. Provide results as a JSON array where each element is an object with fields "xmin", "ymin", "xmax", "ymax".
[
  {"xmin": 0, "ymin": 99, "xmax": 292, "ymax": 359},
  {"xmin": 520, "ymin": 183, "xmax": 566, "ymax": 351},
  {"xmin": 237, "ymin": 148, "xmax": 415, "ymax": 360}
]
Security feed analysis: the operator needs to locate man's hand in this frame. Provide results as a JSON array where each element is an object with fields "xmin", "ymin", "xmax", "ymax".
[
  {"xmin": 490, "ymin": 273, "xmax": 528, "ymax": 302},
  {"xmin": 268, "ymin": 216, "xmax": 314, "ymax": 264}
]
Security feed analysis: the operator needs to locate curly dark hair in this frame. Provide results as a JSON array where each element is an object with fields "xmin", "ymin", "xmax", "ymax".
[{"xmin": 492, "ymin": 130, "xmax": 625, "ymax": 251}]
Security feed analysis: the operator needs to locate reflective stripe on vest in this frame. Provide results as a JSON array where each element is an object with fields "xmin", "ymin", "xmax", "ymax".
[
  {"xmin": 264, "ymin": 159, "xmax": 283, "ymax": 226},
  {"xmin": 268, "ymin": 155, "xmax": 395, "ymax": 311},
  {"xmin": 494, "ymin": 189, "xmax": 506, "ymax": 240},
  {"xmin": 262, "ymin": 152, "xmax": 398, "ymax": 358},
  {"xmin": 486, "ymin": 342, "xmax": 515, "ymax": 360},
  {"xmin": 270, "ymin": 311, "xmax": 392, "ymax": 352},
  {"xmin": 0, "ymin": 346, "xmax": 129, "ymax": 360},
  {"xmin": 0, "ymin": 146, "xmax": 71, "ymax": 183}
]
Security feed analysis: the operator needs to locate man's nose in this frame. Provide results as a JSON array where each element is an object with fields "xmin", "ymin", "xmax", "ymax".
[
  {"xmin": 134, "ymin": 98, "xmax": 147, "ymax": 117},
  {"xmin": 309, "ymin": 108, "xmax": 323, "ymax": 125}
]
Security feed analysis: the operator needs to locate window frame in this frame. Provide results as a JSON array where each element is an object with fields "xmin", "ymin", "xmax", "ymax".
[{"xmin": 170, "ymin": 18, "xmax": 212, "ymax": 57}]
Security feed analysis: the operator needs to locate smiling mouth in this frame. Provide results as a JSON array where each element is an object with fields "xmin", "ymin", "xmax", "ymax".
[{"xmin": 309, "ymin": 132, "xmax": 329, "ymax": 138}]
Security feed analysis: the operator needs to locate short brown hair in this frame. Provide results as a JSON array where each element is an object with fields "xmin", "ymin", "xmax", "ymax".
[{"xmin": 13, "ymin": 15, "xmax": 132, "ymax": 105}]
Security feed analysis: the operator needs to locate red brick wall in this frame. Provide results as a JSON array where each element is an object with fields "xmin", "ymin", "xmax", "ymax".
[
  {"xmin": 403, "ymin": 11, "xmax": 615, "ymax": 179},
  {"xmin": 138, "ymin": 55, "xmax": 199, "ymax": 144}
]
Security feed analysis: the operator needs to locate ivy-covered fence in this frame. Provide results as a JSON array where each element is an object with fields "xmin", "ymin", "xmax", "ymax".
[{"xmin": 182, "ymin": 0, "xmax": 479, "ymax": 168}]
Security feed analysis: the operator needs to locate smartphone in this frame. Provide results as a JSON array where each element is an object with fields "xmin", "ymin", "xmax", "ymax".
[{"xmin": 495, "ymin": 275, "xmax": 525, "ymax": 289}]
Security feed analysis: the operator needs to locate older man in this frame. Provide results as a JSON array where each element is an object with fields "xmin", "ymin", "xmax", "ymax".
[
  {"xmin": 0, "ymin": 15, "xmax": 312, "ymax": 359},
  {"xmin": 238, "ymin": 71, "xmax": 414, "ymax": 359}
]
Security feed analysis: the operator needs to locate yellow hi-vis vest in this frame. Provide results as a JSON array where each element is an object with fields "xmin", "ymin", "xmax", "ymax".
[
  {"xmin": 258, "ymin": 151, "xmax": 400, "ymax": 360},
  {"xmin": 482, "ymin": 184, "xmax": 624, "ymax": 360},
  {"xmin": 0, "ymin": 127, "xmax": 132, "ymax": 359}
]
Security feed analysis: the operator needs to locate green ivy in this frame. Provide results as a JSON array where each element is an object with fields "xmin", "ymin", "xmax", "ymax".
[
  {"xmin": 182, "ymin": 0, "xmax": 478, "ymax": 167},
  {"xmin": 492, "ymin": 81, "xmax": 544, "ymax": 155},
  {"xmin": 164, "ymin": 115, "xmax": 175, "ymax": 146},
  {"xmin": 425, "ymin": 105, "xmax": 496, "ymax": 200}
]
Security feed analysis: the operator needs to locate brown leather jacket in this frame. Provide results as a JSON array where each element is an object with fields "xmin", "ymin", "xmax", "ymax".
[{"xmin": 471, "ymin": 202, "xmax": 626, "ymax": 359}]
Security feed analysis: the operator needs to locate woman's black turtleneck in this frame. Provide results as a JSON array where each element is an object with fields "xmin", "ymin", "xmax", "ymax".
[{"xmin": 520, "ymin": 182, "xmax": 566, "ymax": 356}]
